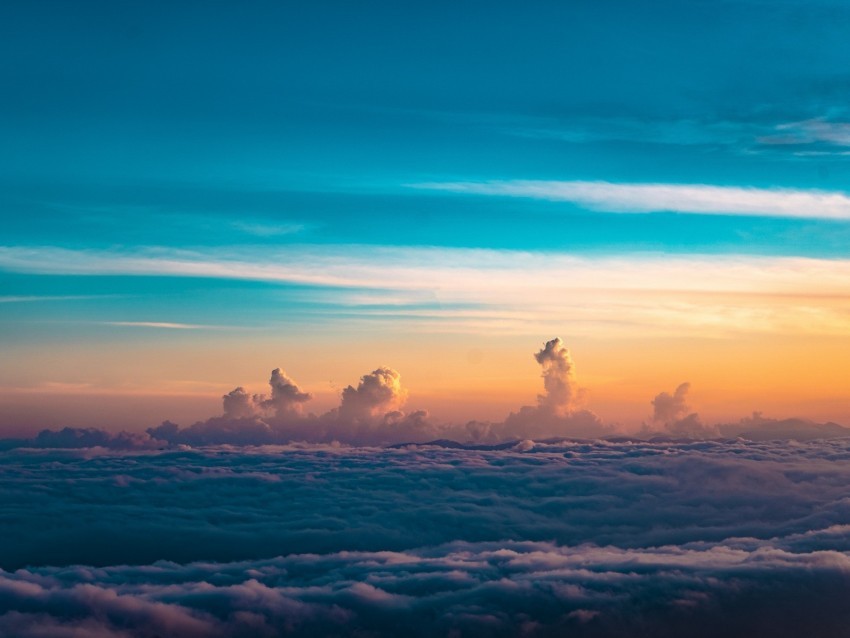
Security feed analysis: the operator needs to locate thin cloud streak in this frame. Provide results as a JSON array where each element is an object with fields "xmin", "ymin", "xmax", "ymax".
[
  {"xmin": 765, "ymin": 119, "xmax": 850, "ymax": 147},
  {"xmin": 411, "ymin": 180, "xmax": 850, "ymax": 220},
  {"xmin": 102, "ymin": 321, "xmax": 223, "ymax": 330},
  {"xmin": 3, "ymin": 245, "xmax": 850, "ymax": 337},
  {"xmin": 4, "ymin": 245, "xmax": 850, "ymax": 294},
  {"xmin": 0, "ymin": 295, "xmax": 120, "ymax": 303}
]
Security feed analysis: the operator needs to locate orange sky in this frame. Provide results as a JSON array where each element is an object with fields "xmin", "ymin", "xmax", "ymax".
[{"xmin": 3, "ymin": 330, "xmax": 849, "ymax": 436}]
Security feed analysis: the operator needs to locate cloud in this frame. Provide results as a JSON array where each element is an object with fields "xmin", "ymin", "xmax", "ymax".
[
  {"xmin": 534, "ymin": 337, "xmax": 581, "ymax": 415},
  {"xmin": 760, "ymin": 118, "xmax": 850, "ymax": 147},
  {"xmin": 338, "ymin": 367, "xmax": 407, "ymax": 423},
  {"xmin": 3, "ymin": 440, "xmax": 850, "ymax": 635},
  {"xmin": 4, "ymin": 245, "xmax": 850, "ymax": 338},
  {"xmin": 495, "ymin": 338, "xmax": 608, "ymax": 440},
  {"xmin": 5, "ymin": 337, "xmax": 848, "ymax": 448},
  {"xmin": 222, "ymin": 387, "xmax": 258, "ymax": 420},
  {"xmin": 231, "ymin": 220, "xmax": 307, "ymax": 237},
  {"xmin": 151, "ymin": 338, "xmax": 609, "ymax": 446},
  {"xmin": 219, "ymin": 370, "xmax": 312, "ymax": 423},
  {"xmin": 90, "ymin": 338, "xmax": 607, "ymax": 446},
  {"xmin": 652, "ymin": 382, "xmax": 692, "ymax": 424},
  {"xmin": 411, "ymin": 180, "xmax": 850, "ymax": 220},
  {"xmin": 509, "ymin": 115, "xmax": 752, "ymax": 148},
  {"xmin": 4, "ymin": 539, "xmax": 850, "ymax": 637},
  {"xmin": 17, "ymin": 427, "xmax": 166, "ymax": 450},
  {"xmin": 101, "ymin": 321, "xmax": 215, "ymax": 330},
  {"xmin": 142, "ymin": 363, "xmax": 426, "ymax": 447},
  {"xmin": 643, "ymin": 382, "xmax": 716, "ymax": 438},
  {"xmin": 719, "ymin": 412, "xmax": 850, "ymax": 441},
  {"xmin": 0, "ymin": 295, "xmax": 113, "ymax": 303},
  {"xmin": 259, "ymin": 368, "xmax": 312, "ymax": 418}
]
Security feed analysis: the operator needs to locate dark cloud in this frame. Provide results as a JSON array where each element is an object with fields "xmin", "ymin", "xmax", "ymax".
[
  {"xmin": 720, "ymin": 412, "xmax": 850, "ymax": 441},
  {"xmin": 3, "ymin": 440, "xmax": 850, "ymax": 635},
  {"xmin": 3, "ymin": 539, "xmax": 850, "ymax": 637},
  {"xmin": 1, "ymin": 427, "xmax": 167, "ymax": 451}
]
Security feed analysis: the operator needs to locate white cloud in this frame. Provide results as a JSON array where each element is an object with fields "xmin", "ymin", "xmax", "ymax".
[
  {"xmin": 765, "ymin": 119, "xmax": 850, "ymax": 147},
  {"xmin": 3, "ymin": 245, "xmax": 850, "ymax": 337},
  {"xmin": 411, "ymin": 180, "xmax": 850, "ymax": 220},
  {"xmin": 0, "ymin": 295, "xmax": 114, "ymax": 303},
  {"xmin": 231, "ymin": 220, "xmax": 308, "ymax": 237},
  {"xmin": 102, "ymin": 321, "xmax": 213, "ymax": 330}
]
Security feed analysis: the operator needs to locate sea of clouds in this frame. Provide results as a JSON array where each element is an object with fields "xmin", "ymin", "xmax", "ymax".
[
  {"xmin": 3, "ymin": 338, "xmax": 850, "ymax": 635},
  {"xmin": 3, "ymin": 438, "xmax": 850, "ymax": 636}
]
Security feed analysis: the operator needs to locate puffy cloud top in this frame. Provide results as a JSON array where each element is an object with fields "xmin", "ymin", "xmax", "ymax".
[
  {"xmin": 222, "ymin": 387, "xmax": 256, "ymax": 419},
  {"xmin": 339, "ymin": 367, "xmax": 407, "ymax": 423},
  {"xmin": 534, "ymin": 337, "xmax": 580, "ymax": 415},
  {"xmin": 3, "ymin": 338, "xmax": 848, "ymax": 449},
  {"xmin": 652, "ymin": 382, "xmax": 691, "ymax": 424},
  {"xmin": 259, "ymin": 368, "xmax": 312, "ymax": 417}
]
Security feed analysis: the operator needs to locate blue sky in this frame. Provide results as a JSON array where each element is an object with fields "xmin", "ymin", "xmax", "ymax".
[
  {"xmin": 3, "ymin": 0, "xmax": 850, "ymax": 430},
  {"xmin": 5, "ymin": 0, "xmax": 850, "ymax": 253}
]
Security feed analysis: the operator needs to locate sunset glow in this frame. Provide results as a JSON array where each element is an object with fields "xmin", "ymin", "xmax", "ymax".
[{"xmin": 3, "ymin": 1, "xmax": 850, "ymax": 635}]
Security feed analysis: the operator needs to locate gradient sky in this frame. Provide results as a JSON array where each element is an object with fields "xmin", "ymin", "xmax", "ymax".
[{"xmin": 3, "ymin": 0, "xmax": 850, "ymax": 434}]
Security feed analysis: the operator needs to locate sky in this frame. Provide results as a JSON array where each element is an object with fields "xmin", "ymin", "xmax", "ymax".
[
  {"xmin": 3, "ymin": 0, "xmax": 850, "ymax": 434},
  {"xmin": 6, "ymin": 3, "xmax": 850, "ymax": 636}
]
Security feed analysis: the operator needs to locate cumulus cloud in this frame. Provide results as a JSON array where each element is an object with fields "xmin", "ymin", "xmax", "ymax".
[
  {"xmin": 643, "ymin": 382, "xmax": 717, "ymax": 438},
  {"xmin": 139, "ymin": 338, "xmax": 608, "ymax": 446},
  {"xmin": 142, "ymin": 363, "xmax": 427, "ymax": 447},
  {"xmin": 652, "ymin": 382, "xmax": 691, "ymax": 424},
  {"xmin": 2, "ymin": 339, "xmax": 847, "ymax": 449},
  {"xmin": 222, "ymin": 387, "xmax": 257, "ymax": 419},
  {"xmin": 259, "ymin": 368, "xmax": 312, "ymax": 418},
  {"xmin": 534, "ymin": 337, "xmax": 580, "ymax": 415},
  {"xmin": 221, "ymin": 370, "xmax": 311, "ymax": 420},
  {"xmin": 338, "ymin": 367, "xmax": 407, "ymax": 423},
  {"xmin": 499, "ymin": 338, "xmax": 607, "ymax": 439}
]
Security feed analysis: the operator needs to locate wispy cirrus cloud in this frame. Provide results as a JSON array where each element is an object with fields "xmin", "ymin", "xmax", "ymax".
[
  {"xmin": 760, "ymin": 118, "xmax": 850, "ymax": 147},
  {"xmin": 102, "ymin": 321, "xmax": 223, "ymax": 330},
  {"xmin": 231, "ymin": 220, "xmax": 309, "ymax": 237},
  {"xmin": 411, "ymin": 180, "xmax": 850, "ymax": 220},
  {"xmin": 4, "ymin": 244, "xmax": 850, "ymax": 294},
  {"xmin": 2, "ymin": 245, "xmax": 850, "ymax": 337},
  {"xmin": 756, "ymin": 118, "xmax": 850, "ymax": 157},
  {"xmin": 0, "ymin": 295, "xmax": 119, "ymax": 303}
]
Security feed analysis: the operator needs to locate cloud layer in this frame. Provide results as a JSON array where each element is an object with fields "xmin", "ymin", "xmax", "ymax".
[
  {"xmin": 5, "ymin": 244, "xmax": 850, "ymax": 340},
  {"xmin": 4, "ymin": 439, "xmax": 850, "ymax": 636}
]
